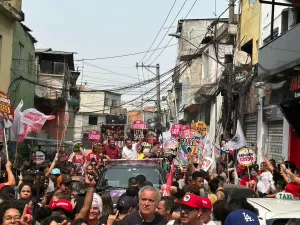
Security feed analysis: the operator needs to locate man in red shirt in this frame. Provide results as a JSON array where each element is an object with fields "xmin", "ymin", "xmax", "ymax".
[{"xmin": 104, "ymin": 139, "xmax": 120, "ymax": 159}]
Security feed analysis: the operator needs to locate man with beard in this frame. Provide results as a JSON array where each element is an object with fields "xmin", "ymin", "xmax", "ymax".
[
  {"xmin": 104, "ymin": 139, "xmax": 120, "ymax": 159},
  {"xmin": 176, "ymin": 194, "xmax": 209, "ymax": 225},
  {"xmin": 56, "ymin": 174, "xmax": 72, "ymax": 195},
  {"xmin": 122, "ymin": 139, "xmax": 138, "ymax": 160},
  {"xmin": 118, "ymin": 186, "xmax": 165, "ymax": 225}
]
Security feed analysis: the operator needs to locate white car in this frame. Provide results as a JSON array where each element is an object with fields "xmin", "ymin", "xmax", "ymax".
[{"xmin": 247, "ymin": 198, "xmax": 300, "ymax": 225}]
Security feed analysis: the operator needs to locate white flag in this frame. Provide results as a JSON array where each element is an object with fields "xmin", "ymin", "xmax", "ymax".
[{"xmin": 224, "ymin": 120, "xmax": 246, "ymax": 150}]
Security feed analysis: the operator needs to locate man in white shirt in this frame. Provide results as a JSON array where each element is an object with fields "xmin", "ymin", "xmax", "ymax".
[{"xmin": 122, "ymin": 139, "xmax": 138, "ymax": 160}]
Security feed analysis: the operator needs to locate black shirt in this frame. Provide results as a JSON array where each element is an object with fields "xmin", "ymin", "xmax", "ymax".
[{"xmin": 118, "ymin": 211, "xmax": 165, "ymax": 225}]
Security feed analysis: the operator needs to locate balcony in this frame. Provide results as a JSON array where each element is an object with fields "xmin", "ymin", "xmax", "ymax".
[{"xmin": 258, "ymin": 23, "xmax": 300, "ymax": 80}]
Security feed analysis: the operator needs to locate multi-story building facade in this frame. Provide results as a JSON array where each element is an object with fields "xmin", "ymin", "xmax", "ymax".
[
  {"xmin": 9, "ymin": 22, "xmax": 37, "ymax": 109},
  {"xmin": 171, "ymin": 19, "xmax": 216, "ymax": 124},
  {"xmin": 258, "ymin": 0, "xmax": 300, "ymax": 164},
  {"xmin": 0, "ymin": 0, "xmax": 23, "ymax": 93},
  {"xmin": 73, "ymin": 90, "xmax": 122, "ymax": 146},
  {"xmin": 34, "ymin": 48, "xmax": 80, "ymax": 152}
]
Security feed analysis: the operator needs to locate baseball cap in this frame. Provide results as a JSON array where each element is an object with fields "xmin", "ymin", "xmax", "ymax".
[
  {"xmin": 199, "ymin": 197, "xmax": 212, "ymax": 210},
  {"xmin": 180, "ymin": 194, "xmax": 203, "ymax": 209},
  {"xmin": 51, "ymin": 168, "xmax": 61, "ymax": 175},
  {"xmin": 225, "ymin": 210, "xmax": 259, "ymax": 225},
  {"xmin": 57, "ymin": 174, "xmax": 72, "ymax": 186},
  {"xmin": 92, "ymin": 193, "xmax": 103, "ymax": 214},
  {"xmin": 51, "ymin": 199, "xmax": 73, "ymax": 214},
  {"xmin": 117, "ymin": 196, "xmax": 137, "ymax": 210}
]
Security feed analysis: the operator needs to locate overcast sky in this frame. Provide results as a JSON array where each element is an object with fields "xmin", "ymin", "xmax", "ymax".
[{"xmin": 23, "ymin": 0, "xmax": 228, "ymax": 107}]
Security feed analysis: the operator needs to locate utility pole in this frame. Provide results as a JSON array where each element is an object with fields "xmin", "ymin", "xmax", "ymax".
[
  {"xmin": 156, "ymin": 64, "xmax": 161, "ymax": 124},
  {"xmin": 224, "ymin": 0, "xmax": 235, "ymax": 140},
  {"xmin": 136, "ymin": 63, "xmax": 161, "ymax": 125}
]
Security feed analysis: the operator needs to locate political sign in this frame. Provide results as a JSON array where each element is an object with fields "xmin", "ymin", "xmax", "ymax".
[
  {"xmin": 237, "ymin": 148, "xmax": 256, "ymax": 166},
  {"xmin": 88, "ymin": 130, "xmax": 101, "ymax": 143},
  {"xmin": 33, "ymin": 151, "xmax": 46, "ymax": 165}
]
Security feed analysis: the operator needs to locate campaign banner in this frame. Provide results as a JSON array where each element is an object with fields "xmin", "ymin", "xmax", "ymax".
[
  {"xmin": 132, "ymin": 120, "xmax": 146, "ymax": 129},
  {"xmin": 237, "ymin": 148, "xmax": 256, "ymax": 166},
  {"xmin": 170, "ymin": 124, "xmax": 182, "ymax": 137},
  {"xmin": 0, "ymin": 91, "xmax": 14, "ymax": 128},
  {"xmin": 33, "ymin": 151, "xmax": 45, "ymax": 165},
  {"xmin": 88, "ymin": 130, "xmax": 101, "ymax": 143},
  {"xmin": 101, "ymin": 125, "xmax": 125, "ymax": 141},
  {"xmin": 202, "ymin": 156, "xmax": 214, "ymax": 172}
]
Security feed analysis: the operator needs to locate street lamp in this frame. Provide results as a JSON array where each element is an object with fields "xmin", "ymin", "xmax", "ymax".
[{"xmin": 169, "ymin": 33, "xmax": 199, "ymax": 49}]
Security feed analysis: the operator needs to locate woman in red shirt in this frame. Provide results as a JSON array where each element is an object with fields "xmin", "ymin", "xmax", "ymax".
[{"xmin": 281, "ymin": 164, "xmax": 300, "ymax": 198}]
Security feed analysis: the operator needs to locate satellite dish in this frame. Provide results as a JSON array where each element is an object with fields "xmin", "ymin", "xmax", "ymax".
[
  {"xmin": 35, "ymin": 85, "xmax": 48, "ymax": 98},
  {"xmin": 235, "ymin": 51, "xmax": 251, "ymax": 65}
]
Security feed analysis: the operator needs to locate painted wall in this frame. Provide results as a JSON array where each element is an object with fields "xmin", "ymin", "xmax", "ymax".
[
  {"xmin": 73, "ymin": 114, "xmax": 106, "ymax": 144},
  {"xmin": 0, "ymin": 13, "xmax": 14, "ymax": 93},
  {"xmin": 239, "ymin": 0, "xmax": 261, "ymax": 64},
  {"xmin": 177, "ymin": 20, "xmax": 214, "ymax": 113},
  {"xmin": 79, "ymin": 92, "xmax": 107, "ymax": 114},
  {"xmin": 9, "ymin": 22, "xmax": 36, "ymax": 109}
]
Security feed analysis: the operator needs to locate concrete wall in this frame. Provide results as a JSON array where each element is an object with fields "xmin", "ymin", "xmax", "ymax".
[
  {"xmin": 79, "ymin": 92, "xmax": 106, "ymax": 114},
  {"xmin": 179, "ymin": 19, "xmax": 214, "ymax": 57},
  {"xmin": 9, "ymin": 22, "xmax": 36, "ymax": 109},
  {"xmin": 177, "ymin": 20, "xmax": 214, "ymax": 114},
  {"xmin": 105, "ymin": 92, "xmax": 121, "ymax": 115},
  {"xmin": 240, "ymin": 0, "xmax": 261, "ymax": 64},
  {"xmin": 73, "ymin": 114, "xmax": 106, "ymax": 144},
  {"xmin": 0, "ymin": 13, "xmax": 14, "ymax": 93}
]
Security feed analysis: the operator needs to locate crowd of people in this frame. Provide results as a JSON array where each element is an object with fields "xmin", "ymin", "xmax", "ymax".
[{"xmin": 0, "ymin": 137, "xmax": 299, "ymax": 225}]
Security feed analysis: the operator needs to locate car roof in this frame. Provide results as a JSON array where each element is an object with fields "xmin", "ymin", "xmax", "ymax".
[
  {"xmin": 105, "ymin": 164, "xmax": 158, "ymax": 168},
  {"xmin": 248, "ymin": 198, "xmax": 300, "ymax": 212}
]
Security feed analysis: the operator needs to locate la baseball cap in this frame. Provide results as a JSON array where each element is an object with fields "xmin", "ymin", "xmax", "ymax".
[
  {"xmin": 117, "ymin": 196, "xmax": 138, "ymax": 210},
  {"xmin": 92, "ymin": 193, "xmax": 103, "ymax": 214},
  {"xmin": 199, "ymin": 197, "xmax": 212, "ymax": 210},
  {"xmin": 57, "ymin": 174, "xmax": 72, "ymax": 186},
  {"xmin": 51, "ymin": 199, "xmax": 73, "ymax": 214},
  {"xmin": 51, "ymin": 168, "xmax": 61, "ymax": 175},
  {"xmin": 180, "ymin": 194, "xmax": 204, "ymax": 209},
  {"xmin": 225, "ymin": 210, "xmax": 259, "ymax": 225}
]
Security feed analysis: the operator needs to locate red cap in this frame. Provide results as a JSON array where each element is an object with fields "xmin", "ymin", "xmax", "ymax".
[
  {"xmin": 181, "ymin": 194, "xmax": 203, "ymax": 209},
  {"xmin": 50, "ymin": 200, "xmax": 73, "ymax": 214},
  {"xmin": 199, "ymin": 197, "xmax": 212, "ymax": 210}
]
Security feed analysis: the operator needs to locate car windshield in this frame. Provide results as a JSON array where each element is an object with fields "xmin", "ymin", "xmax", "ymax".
[{"xmin": 100, "ymin": 166, "xmax": 164, "ymax": 188}]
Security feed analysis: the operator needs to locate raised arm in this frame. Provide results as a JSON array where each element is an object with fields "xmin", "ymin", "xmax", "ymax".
[
  {"xmin": 76, "ymin": 174, "xmax": 96, "ymax": 220},
  {"xmin": 45, "ymin": 153, "xmax": 59, "ymax": 177},
  {"xmin": 5, "ymin": 161, "xmax": 16, "ymax": 187}
]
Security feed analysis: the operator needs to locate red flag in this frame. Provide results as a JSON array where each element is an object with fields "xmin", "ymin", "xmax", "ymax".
[{"xmin": 163, "ymin": 160, "xmax": 174, "ymax": 196}]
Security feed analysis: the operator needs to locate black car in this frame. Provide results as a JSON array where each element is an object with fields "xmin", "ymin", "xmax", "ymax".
[{"xmin": 97, "ymin": 159, "xmax": 166, "ymax": 205}]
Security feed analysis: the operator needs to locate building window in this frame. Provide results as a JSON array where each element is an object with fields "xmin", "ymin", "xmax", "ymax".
[
  {"xmin": 28, "ymin": 52, "xmax": 33, "ymax": 74},
  {"xmin": 111, "ymin": 99, "xmax": 118, "ymax": 107},
  {"xmin": 17, "ymin": 42, "xmax": 24, "ymax": 74},
  {"xmin": 88, "ymin": 116, "xmax": 98, "ymax": 125},
  {"xmin": 104, "ymin": 98, "xmax": 109, "ymax": 106}
]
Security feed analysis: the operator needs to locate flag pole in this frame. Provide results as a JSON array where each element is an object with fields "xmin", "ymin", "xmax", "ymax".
[
  {"xmin": 57, "ymin": 115, "xmax": 60, "ymax": 152},
  {"xmin": 3, "ymin": 128, "xmax": 8, "ymax": 162}
]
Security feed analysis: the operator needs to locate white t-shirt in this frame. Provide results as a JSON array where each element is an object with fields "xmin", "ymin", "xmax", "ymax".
[
  {"xmin": 122, "ymin": 143, "xmax": 138, "ymax": 160},
  {"xmin": 166, "ymin": 220, "xmax": 175, "ymax": 225},
  {"xmin": 257, "ymin": 171, "xmax": 275, "ymax": 193}
]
